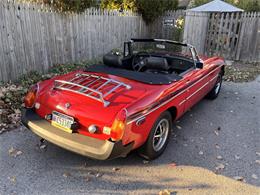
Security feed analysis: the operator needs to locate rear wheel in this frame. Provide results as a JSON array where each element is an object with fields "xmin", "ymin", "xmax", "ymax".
[
  {"xmin": 138, "ymin": 111, "xmax": 172, "ymax": 160},
  {"xmin": 206, "ymin": 72, "xmax": 223, "ymax": 100}
]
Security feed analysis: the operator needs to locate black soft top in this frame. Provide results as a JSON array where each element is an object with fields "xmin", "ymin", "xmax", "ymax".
[{"xmin": 85, "ymin": 65, "xmax": 182, "ymax": 85}]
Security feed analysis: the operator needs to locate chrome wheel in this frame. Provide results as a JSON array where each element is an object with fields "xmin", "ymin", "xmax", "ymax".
[
  {"xmin": 214, "ymin": 76, "xmax": 222, "ymax": 94},
  {"xmin": 215, "ymin": 82, "xmax": 221, "ymax": 94},
  {"xmin": 152, "ymin": 119, "xmax": 169, "ymax": 152}
]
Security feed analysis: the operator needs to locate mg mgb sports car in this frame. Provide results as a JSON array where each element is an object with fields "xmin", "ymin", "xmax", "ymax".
[{"xmin": 22, "ymin": 39, "xmax": 225, "ymax": 160}]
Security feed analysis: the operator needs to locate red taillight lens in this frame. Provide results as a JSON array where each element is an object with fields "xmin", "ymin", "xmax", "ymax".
[
  {"xmin": 24, "ymin": 84, "xmax": 38, "ymax": 108},
  {"xmin": 110, "ymin": 109, "xmax": 127, "ymax": 141}
]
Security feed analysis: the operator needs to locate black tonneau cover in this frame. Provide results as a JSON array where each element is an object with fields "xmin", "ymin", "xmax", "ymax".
[{"xmin": 85, "ymin": 65, "xmax": 182, "ymax": 85}]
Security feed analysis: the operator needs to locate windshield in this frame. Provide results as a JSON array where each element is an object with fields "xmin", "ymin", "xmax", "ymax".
[{"xmin": 127, "ymin": 40, "xmax": 194, "ymax": 60}]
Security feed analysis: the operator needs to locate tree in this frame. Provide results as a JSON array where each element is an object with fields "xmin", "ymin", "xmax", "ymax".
[
  {"xmin": 101, "ymin": 0, "xmax": 179, "ymax": 23},
  {"xmin": 23, "ymin": 0, "xmax": 97, "ymax": 12}
]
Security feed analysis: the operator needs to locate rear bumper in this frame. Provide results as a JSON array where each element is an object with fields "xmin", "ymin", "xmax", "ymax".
[{"xmin": 21, "ymin": 109, "xmax": 133, "ymax": 160}]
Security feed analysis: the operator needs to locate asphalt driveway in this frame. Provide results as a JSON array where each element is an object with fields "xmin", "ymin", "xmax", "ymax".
[{"xmin": 0, "ymin": 77, "xmax": 259, "ymax": 195}]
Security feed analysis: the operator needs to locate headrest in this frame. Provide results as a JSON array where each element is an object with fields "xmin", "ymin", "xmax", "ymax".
[
  {"xmin": 146, "ymin": 57, "xmax": 169, "ymax": 71},
  {"xmin": 103, "ymin": 52, "xmax": 122, "ymax": 67}
]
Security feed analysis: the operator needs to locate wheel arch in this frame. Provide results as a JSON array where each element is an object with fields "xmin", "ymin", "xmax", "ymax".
[
  {"xmin": 220, "ymin": 65, "xmax": 225, "ymax": 76},
  {"xmin": 166, "ymin": 106, "xmax": 178, "ymax": 122}
]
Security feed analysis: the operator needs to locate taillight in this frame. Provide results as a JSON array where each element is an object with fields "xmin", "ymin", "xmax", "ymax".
[
  {"xmin": 110, "ymin": 109, "xmax": 127, "ymax": 141},
  {"xmin": 24, "ymin": 84, "xmax": 39, "ymax": 108}
]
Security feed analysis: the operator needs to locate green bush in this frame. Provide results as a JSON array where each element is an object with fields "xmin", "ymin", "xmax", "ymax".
[
  {"xmin": 100, "ymin": 0, "xmax": 137, "ymax": 11},
  {"xmin": 136, "ymin": 0, "xmax": 178, "ymax": 23},
  {"xmin": 24, "ymin": 0, "xmax": 97, "ymax": 12},
  {"xmin": 101, "ymin": 0, "xmax": 179, "ymax": 23}
]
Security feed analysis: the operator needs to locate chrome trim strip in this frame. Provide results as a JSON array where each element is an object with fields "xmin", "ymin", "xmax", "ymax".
[
  {"xmin": 127, "ymin": 67, "xmax": 219, "ymax": 125},
  {"xmin": 179, "ymin": 73, "xmax": 219, "ymax": 106}
]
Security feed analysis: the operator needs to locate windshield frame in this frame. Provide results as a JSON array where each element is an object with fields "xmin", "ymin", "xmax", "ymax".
[{"xmin": 124, "ymin": 38, "xmax": 200, "ymax": 67}]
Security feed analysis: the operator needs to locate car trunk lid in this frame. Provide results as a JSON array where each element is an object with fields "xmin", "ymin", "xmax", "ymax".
[{"xmin": 35, "ymin": 71, "xmax": 148, "ymax": 139}]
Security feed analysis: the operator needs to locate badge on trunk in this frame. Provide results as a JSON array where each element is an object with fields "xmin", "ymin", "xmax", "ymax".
[{"xmin": 65, "ymin": 103, "xmax": 71, "ymax": 109}]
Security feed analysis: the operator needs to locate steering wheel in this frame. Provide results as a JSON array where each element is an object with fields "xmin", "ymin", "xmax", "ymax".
[{"xmin": 132, "ymin": 51, "xmax": 150, "ymax": 72}]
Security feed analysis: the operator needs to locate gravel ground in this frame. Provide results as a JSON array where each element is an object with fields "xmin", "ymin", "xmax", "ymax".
[{"xmin": 0, "ymin": 77, "xmax": 259, "ymax": 195}]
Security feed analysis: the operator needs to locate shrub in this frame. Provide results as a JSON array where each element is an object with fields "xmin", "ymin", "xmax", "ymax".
[
  {"xmin": 135, "ymin": 0, "xmax": 178, "ymax": 23},
  {"xmin": 101, "ymin": 0, "xmax": 179, "ymax": 23},
  {"xmin": 24, "ymin": 0, "xmax": 97, "ymax": 12}
]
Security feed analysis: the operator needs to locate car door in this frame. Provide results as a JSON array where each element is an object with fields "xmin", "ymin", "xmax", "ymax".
[
  {"xmin": 181, "ymin": 48, "xmax": 211, "ymax": 112},
  {"xmin": 182, "ymin": 67, "xmax": 210, "ymax": 112}
]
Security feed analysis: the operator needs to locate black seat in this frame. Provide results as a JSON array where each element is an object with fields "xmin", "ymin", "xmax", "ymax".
[
  {"xmin": 144, "ymin": 57, "xmax": 169, "ymax": 74},
  {"xmin": 103, "ymin": 52, "xmax": 123, "ymax": 68},
  {"xmin": 103, "ymin": 52, "xmax": 133, "ymax": 69}
]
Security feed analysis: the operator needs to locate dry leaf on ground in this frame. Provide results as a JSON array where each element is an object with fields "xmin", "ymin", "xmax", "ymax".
[{"xmin": 8, "ymin": 147, "xmax": 23, "ymax": 157}]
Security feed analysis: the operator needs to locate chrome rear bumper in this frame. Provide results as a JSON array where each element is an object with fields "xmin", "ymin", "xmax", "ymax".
[{"xmin": 22, "ymin": 109, "xmax": 133, "ymax": 160}]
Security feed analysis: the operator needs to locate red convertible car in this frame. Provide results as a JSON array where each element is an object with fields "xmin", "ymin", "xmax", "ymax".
[{"xmin": 22, "ymin": 39, "xmax": 225, "ymax": 160}]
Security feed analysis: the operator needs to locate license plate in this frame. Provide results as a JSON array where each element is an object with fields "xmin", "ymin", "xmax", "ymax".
[{"xmin": 51, "ymin": 111, "xmax": 74, "ymax": 133}]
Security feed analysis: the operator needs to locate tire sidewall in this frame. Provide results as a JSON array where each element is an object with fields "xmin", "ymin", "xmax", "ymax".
[
  {"xmin": 213, "ymin": 74, "xmax": 222, "ymax": 96},
  {"xmin": 139, "ymin": 111, "xmax": 172, "ymax": 160}
]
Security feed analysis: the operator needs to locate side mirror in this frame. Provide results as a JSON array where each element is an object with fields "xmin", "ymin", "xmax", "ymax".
[{"xmin": 196, "ymin": 61, "xmax": 203, "ymax": 69}]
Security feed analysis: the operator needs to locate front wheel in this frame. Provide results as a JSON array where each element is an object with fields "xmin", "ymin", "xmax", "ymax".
[
  {"xmin": 138, "ymin": 111, "xmax": 172, "ymax": 160},
  {"xmin": 206, "ymin": 72, "xmax": 223, "ymax": 100}
]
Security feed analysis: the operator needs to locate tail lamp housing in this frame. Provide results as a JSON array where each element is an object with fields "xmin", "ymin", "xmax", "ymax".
[
  {"xmin": 24, "ymin": 84, "xmax": 39, "ymax": 108},
  {"xmin": 110, "ymin": 109, "xmax": 127, "ymax": 141}
]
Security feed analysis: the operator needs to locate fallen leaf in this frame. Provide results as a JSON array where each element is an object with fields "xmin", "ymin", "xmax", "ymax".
[
  {"xmin": 235, "ymin": 155, "xmax": 240, "ymax": 160},
  {"xmin": 169, "ymin": 162, "xmax": 177, "ymax": 167},
  {"xmin": 63, "ymin": 172, "xmax": 71, "ymax": 178},
  {"xmin": 214, "ymin": 131, "xmax": 219, "ymax": 136},
  {"xmin": 8, "ymin": 176, "xmax": 16, "ymax": 184},
  {"xmin": 95, "ymin": 173, "xmax": 103, "ymax": 178},
  {"xmin": 233, "ymin": 176, "xmax": 244, "ymax": 181},
  {"xmin": 85, "ymin": 177, "xmax": 91, "ymax": 182},
  {"xmin": 199, "ymin": 151, "xmax": 204, "ymax": 155},
  {"xmin": 8, "ymin": 147, "xmax": 23, "ymax": 157},
  {"xmin": 252, "ymin": 174, "xmax": 258, "ymax": 180},
  {"xmin": 112, "ymin": 167, "xmax": 120, "ymax": 171},
  {"xmin": 215, "ymin": 163, "xmax": 225, "ymax": 170},
  {"xmin": 216, "ymin": 155, "xmax": 223, "ymax": 160},
  {"xmin": 159, "ymin": 189, "xmax": 171, "ymax": 195},
  {"xmin": 39, "ymin": 144, "xmax": 47, "ymax": 150}
]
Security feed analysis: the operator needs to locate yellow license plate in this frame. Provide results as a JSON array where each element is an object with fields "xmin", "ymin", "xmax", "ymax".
[{"xmin": 51, "ymin": 111, "xmax": 74, "ymax": 133}]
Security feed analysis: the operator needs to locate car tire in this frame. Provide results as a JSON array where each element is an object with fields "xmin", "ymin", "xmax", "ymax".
[
  {"xmin": 138, "ymin": 111, "xmax": 172, "ymax": 160},
  {"xmin": 206, "ymin": 72, "xmax": 223, "ymax": 100}
]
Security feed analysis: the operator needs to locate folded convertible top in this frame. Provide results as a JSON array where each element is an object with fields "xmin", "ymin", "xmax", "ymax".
[{"xmin": 85, "ymin": 64, "xmax": 182, "ymax": 85}]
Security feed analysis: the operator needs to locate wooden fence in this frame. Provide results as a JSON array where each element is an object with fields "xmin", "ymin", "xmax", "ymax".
[
  {"xmin": 0, "ymin": 1, "xmax": 149, "ymax": 82},
  {"xmin": 184, "ymin": 11, "xmax": 260, "ymax": 62},
  {"xmin": 149, "ymin": 10, "xmax": 185, "ymax": 40}
]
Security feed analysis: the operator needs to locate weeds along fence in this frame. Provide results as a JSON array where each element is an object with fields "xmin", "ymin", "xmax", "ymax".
[
  {"xmin": 0, "ymin": 1, "xmax": 149, "ymax": 82},
  {"xmin": 183, "ymin": 11, "xmax": 260, "ymax": 62}
]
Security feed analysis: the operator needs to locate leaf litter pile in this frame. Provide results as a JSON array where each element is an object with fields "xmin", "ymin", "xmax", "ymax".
[
  {"xmin": 224, "ymin": 62, "xmax": 260, "ymax": 82},
  {"xmin": 0, "ymin": 61, "xmax": 259, "ymax": 134}
]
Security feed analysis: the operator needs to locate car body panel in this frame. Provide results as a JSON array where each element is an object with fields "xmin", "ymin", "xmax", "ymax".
[{"xmin": 22, "ymin": 38, "xmax": 225, "ymax": 159}]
